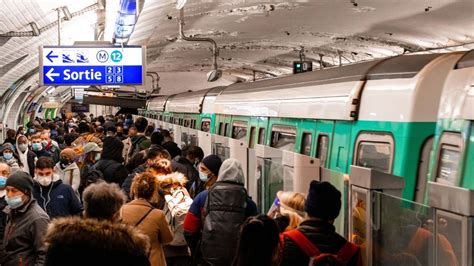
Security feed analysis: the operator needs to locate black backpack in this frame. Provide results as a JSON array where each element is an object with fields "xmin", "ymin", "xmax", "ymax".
[{"xmin": 200, "ymin": 181, "xmax": 248, "ymax": 265}]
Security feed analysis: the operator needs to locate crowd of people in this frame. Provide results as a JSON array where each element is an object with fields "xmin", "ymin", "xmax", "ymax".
[{"xmin": 0, "ymin": 113, "xmax": 362, "ymax": 266}]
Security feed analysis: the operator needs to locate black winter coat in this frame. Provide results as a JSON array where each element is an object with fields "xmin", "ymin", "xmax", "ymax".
[
  {"xmin": 94, "ymin": 159, "xmax": 128, "ymax": 186},
  {"xmin": 0, "ymin": 196, "xmax": 7, "ymax": 241},
  {"xmin": 121, "ymin": 165, "xmax": 146, "ymax": 201},
  {"xmin": 280, "ymin": 219, "xmax": 362, "ymax": 266},
  {"xmin": 172, "ymin": 156, "xmax": 198, "ymax": 191},
  {"xmin": 26, "ymin": 150, "xmax": 37, "ymax": 177}
]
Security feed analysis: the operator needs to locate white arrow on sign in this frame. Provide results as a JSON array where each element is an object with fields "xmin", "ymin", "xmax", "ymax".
[{"xmin": 46, "ymin": 68, "xmax": 60, "ymax": 81}]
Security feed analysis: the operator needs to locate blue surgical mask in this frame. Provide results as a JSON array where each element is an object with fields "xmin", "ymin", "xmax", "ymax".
[
  {"xmin": 3, "ymin": 153, "xmax": 13, "ymax": 160},
  {"xmin": 0, "ymin": 176, "xmax": 6, "ymax": 188},
  {"xmin": 199, "ymin": 171, "xmax": 209, "ymax": 182},
  {"xmin": 5, "ymin": 195, "xmax": 24, "ymax": 209},
  {"xmin": 32, "ymin": 143, "xmax": 42, "ymax": 151}
]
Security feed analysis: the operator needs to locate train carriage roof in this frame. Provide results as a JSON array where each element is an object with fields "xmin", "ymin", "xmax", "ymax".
[
  {"xmin": 147, "ymin": 95, "xmax": 170, "ymax": 112},
  {"xmin": 165, "ymin": 87, "xmax": 226, "ymax": 114}
]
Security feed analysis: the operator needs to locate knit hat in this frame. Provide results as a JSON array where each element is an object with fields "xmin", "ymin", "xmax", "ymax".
[
  {"xmin": 304, "ymin": 181, "xmax": 341, "ymax": 221},
  {"xmin": 6, "ymin": 171, "xmax": 33, "ymax": 195},
  {"xmin": 83, "ymin": 142, "xmax": 102, "ymax": 154},
  {"xmin": 217, "ymin": 158, "xmax": 245, "ymax": 185},
  {"xmin": 60, "ymin": 148, "xmax": 76, "ymax": 160},
  {"xmin": 1, "ymin": 143, "xmax": 14, "ymax": 153},
  {"xmin": 201, "ymin": 155, "xmax": 222, "ymax": 177}
]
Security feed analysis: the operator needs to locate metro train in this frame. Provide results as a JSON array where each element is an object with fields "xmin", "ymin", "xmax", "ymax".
[{"xmin": 141, "ymin": 50, "xmax": 473, "ymax": 208}]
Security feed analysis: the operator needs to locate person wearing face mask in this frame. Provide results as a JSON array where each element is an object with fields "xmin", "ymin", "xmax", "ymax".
[
  {"xmin": 40, "ymin": 130, "xmax": 60, "ymax": 164},
  {"xmin": 0, "ymin": 160, "xmax": 11, "ymax": 242},
  {"xmin": 188, "ymin": 155, "xmax": 222, "ymax": 199},
  {"xmin": 30, "ymin": 134, "xmax": 53, "ymax": 158},
  {"xmin": 32, "ymin": 157, "xmax": 83, "ymax": 219},
  {"xmin": 0, "ymin": 143, "xmax": 21, "ymax": 173},
  {"xmin": 171, "ymin": 145, "xmax": 204, "ymax": 191},
  {"xmin": 78, "ymin": 142, "xmax": 102, "ymax": 198},
  {"xmin": 15, "ymin": 135, "xmax": 37, "ymax": 177},
  {"xmin": 54, "ymin": 149, "xmax": 80, "ymax": 197},
  {"xmin": 0, "ymin": 171, "xmax": 50, "ymax": 266}
]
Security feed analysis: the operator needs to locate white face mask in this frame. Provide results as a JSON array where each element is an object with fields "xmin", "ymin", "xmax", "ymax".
[{"xmin": 37, "ymin": 175, "xmax": 53, "ymax": 187}]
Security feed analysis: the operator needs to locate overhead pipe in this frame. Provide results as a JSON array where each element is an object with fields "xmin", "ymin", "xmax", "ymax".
[{"xmin": 178, "ymin": 8, "xmax": 221, "ymax": 81}]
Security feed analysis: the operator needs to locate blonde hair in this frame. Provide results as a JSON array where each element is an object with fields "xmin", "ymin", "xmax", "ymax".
[
  {"xmin": 277, "ymin": 191, "xmax": 306, "ymax": 231},
  {"xmin": 130, "ymin": 172, "xmax": 158, "ymax": 201}
]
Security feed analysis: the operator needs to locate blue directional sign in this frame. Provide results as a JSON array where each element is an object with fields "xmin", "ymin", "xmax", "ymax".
[{"xmin": 39, "ymin": 46, "xmax": 145, "ymax": 86}]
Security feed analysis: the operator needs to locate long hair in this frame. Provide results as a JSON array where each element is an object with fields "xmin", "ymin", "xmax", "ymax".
[
  {"xmin": 233, "ymin": 215, "xmax": 280, "ymax": 266},
  {"xmin": 278, "ymin": 191, "xmax": 306, "ymax": 231}
]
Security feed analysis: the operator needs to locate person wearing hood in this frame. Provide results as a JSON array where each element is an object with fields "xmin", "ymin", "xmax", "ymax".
[
  {"xmin": 15, "ymin": 135, "xmax": 37, "ymax": 177},
  {"xmin": 0, "ymin": 143, "xmax": 21, "ymax": 173},
  {"xmin": 183, "ymin": 158, "xmax": 257, "ymax": 266},
  {"xmin": 54, "ymin": 148, "xmax": 81, "ymax": 197},
  {"xmin": 32, "ymin": 157, "xmax": 83, "ymax": 219},
  {"xmin": 0, "ymin": 171, "xmax": 50, "ymax": 266}
]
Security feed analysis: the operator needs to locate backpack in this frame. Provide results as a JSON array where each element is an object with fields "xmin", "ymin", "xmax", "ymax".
[
  {"xmin": 200, "ymin": 182, "xmax": 248, "ymax": 265},
  {"xmin": 281, "ymin": 229, "xmax": 359, "ymax": 266},
  {"xmin": 128, "ymin": 136, "xmax": 148, "ymax": 159},
  {"xmin": 84, "ymin": 164, "xmax": 105, "ymax": 188},
  {"xmin": 163, "ymin": 187, "xmax": 193, "ymax": 246}
]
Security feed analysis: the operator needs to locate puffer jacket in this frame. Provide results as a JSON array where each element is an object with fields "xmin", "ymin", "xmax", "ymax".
[
  {"xmin": 0, "ymin": 198, "xmax": 50, "ymax": 266},
  {"xmin": 280, "ymin": 219, "xmax": 362, "ymax": 266},
  {"xmin": 54, "ymin": 162, "xmax": 81, "ymax": 197}
]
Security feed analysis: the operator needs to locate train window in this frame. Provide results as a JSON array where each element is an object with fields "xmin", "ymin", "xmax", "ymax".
[
  {"xmin": 174, "ymin": 117, "xmax": 179, "ymax": 125},
  {"xmin": 435, "ymin": 132, "xmax": 463, "ymax": 186},
  {"xmin": 316, "ymin": 134, "xmax": 329, "ymax": 167},
  {"xmin": 224, "ymin": 123, "xmax": 229, "ymax": 137},
  {"xmin": 258, "ymin": 128, "xmax": 266, "ymax": 145},
  {"xmin": 271, "ymin": 125, "xmax": 296, "ymax": 152},
  {"xmin": 191, "ymin": 119, "xmax": 196, "ymax": 129},
  {"xmin": 218, "ymin": 122, "xmax": 224, "ymax": 135},
  {"xmin": 183, "ymin": 119, "xmax": 191, "ymax": 128},
  {"xmin": 159, "ymin": 115, "xmax": 163, "ymax": 121},
  {"xmin": 249, "ymin": 127, "xmax": 256, "ymax": 148},
  {"xmin": 232, "ymin": 121, "xmax": 248, "ymax": 140},
  {"xmin": 354, "ymin": 132, "xmax": 394, "ymax": 174},
  {"xmin": 201, "ymin": 119, "xmax": 211, "ymax": 132},
  {"xmin": 300, "ymin": 132, "xmax": 312, "ymax": 156}
]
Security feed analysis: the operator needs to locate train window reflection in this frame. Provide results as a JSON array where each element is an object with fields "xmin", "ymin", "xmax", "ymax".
[
  {"xmin": 201, "ymin": 119, "xmax": 211, "ymax": 132},
  {"xmin": 436, "ymin": 145, "xmax": 460, "ymax": 185},
  {"xmin": 357, "ymin": 142, "xmax": 391, "ymax": 173},
  {"xmin": 258, "ymin": 128, "xmax": 265, "ymax": 145},
  {"xmin": 271, "ymin": 125, "xmax": 296, "ymax": 152},
  {"xmin": 316, "ymin": 135, "xmax": 329, "ymax": 167},
  {"xmin": 300, "ymin": 132, "xmax": 312, "ymax": 156},
  {"xmin": 232, "ymin": 121, "xmax": 248, "ymax": 140}
]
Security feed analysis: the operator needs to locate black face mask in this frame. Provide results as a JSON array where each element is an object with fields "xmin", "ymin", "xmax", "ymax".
[{"xmin": 60, "ymin": 158, "xmax": 71, "ymax": 168}]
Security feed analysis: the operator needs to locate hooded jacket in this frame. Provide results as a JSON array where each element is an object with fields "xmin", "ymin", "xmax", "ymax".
[
  {"xmin": 0, "ymin": 198, "xmax": 50, "ymax": 266},
  {"xmin": 183, "ymin": 159, "xmax": 257, "ymax": 265},
  {"xmin": 43, "ymin": 217, "xmax": 151, "ymax": 266},
  {"xmin": 15, "ymin": 135, "xmax": 37, "ymax": 177},
  {"xmin": 54, "ymin": 162, "xmax": 80, "ymax": 196},
  {"xmin": 32, "ymin": 175, "xmax": 83, "ymax": 219}
]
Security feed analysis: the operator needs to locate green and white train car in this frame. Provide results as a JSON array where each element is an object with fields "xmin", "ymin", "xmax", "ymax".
[{"xmin": 144, "ymin": 52, "xmax": 467, "ymax": 205}]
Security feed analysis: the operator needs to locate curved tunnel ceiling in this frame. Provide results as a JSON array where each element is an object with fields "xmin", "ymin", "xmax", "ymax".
[{"xmin": 0, "ymin": 0, "xmax": 473, "ymax": 104}]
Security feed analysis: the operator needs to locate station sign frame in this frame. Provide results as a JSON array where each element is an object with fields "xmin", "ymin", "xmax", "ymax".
[{"xmin": 39, "ymin": 45, "xmax": 146, "ymax": 86}]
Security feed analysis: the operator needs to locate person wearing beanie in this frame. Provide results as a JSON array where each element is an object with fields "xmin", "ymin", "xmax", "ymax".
[
  {"xmin": 1, "ymin": 171, "xmax": 50, "ymax": 266},
  {"xmin": 280, "ymin": 181, "xmax": 362, "ymax": 266},
  {"xmin": 189, "ymin": 155, "xmax": 222, "ymax": 198},
  {"xmin": 183, "ymin": 158, "xmax": 257, "ymax": 265},
  {"xmin": 34, "ymin": 157, "xmax": 83, "ymax": 219},
  {"xmin": 54, "ymin": 148, "xmax": 81, "ymax": 196}
]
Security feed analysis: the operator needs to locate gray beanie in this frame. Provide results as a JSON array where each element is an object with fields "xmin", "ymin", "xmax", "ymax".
[
  {"xmin": 6, "ymin": 171, "xmax": 33, "ymax": 195},
  {"xmin": 217, "ymin": 158, "xmax": 245, "ymax": 185}
]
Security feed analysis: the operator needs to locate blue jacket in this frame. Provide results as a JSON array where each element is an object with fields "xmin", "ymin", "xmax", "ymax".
[{"xmin": 33, "ymin": 178, "xmax": 83, "ymax": 219}]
